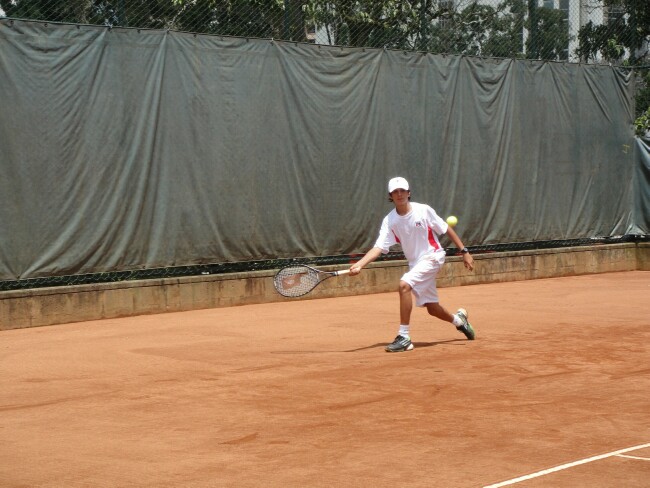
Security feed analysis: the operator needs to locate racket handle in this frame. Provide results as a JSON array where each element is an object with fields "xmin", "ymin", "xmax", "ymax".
[{"xmin": 335, "ymin": 269, "xmax": 351, "ymax": 276}]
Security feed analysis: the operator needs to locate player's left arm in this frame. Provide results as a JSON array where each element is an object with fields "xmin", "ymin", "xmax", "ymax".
[{"xmin": 445, "ymin": 226, "xmax": 474, "ymax": 271}]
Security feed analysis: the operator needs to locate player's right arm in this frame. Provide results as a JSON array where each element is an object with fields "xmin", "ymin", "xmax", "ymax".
[
  {"xmin": 349, "ymin": 247, "xmax": 383, "ymax": 275},
  {"xmin": 350, "ymin": 216, "xmax": 394, "ymax": 275}
]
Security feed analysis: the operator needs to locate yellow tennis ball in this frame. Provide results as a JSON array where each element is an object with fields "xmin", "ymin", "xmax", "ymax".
[{"xmin": 446, "ymin": 215, "xmax": 458, "ymax": 227}]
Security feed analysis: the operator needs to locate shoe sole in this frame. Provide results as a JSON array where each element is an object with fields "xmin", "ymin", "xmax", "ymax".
[
  {"xmin": 461, "ymin": 323, "xmax": 476, "ymax": 340},
  {"xmin": 385, "ymin": 344, "xmax": 414, "ymax": 352}
]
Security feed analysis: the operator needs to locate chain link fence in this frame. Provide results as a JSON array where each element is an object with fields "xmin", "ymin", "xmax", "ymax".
[{"xmin": 0, "ymin": 1, "xmax": 647, "ymax": 63}]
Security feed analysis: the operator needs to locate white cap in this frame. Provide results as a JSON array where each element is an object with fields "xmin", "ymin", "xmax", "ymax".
[{"xmin": 388, "ymin": 177, "xmax": 409, "ymax": 193}]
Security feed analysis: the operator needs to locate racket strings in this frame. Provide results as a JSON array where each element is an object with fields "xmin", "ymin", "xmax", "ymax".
[{"xmin": 273, "ymin": 265, "xmax": 321, "ymax": 297}]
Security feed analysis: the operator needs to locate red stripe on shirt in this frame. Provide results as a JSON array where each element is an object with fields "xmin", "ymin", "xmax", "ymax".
[
  {"xmin": 392, "ymin": 230, "xmax": 400, "ymax": 244},
  {"xmin": 427, "ymin": 227, "xmax": 439, "ymax": 249}
]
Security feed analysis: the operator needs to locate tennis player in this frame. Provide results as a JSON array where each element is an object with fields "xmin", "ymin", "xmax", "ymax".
[{"xmin": 349, "ymin": 177, "xmax": 475, "ymax": 352}]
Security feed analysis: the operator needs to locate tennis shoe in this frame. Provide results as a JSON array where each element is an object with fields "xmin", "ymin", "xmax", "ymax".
[
  {"xmin": 455, "ymin": 308, "xmax": 475, "ymax": 340},
  {"xmin": 385, "ymin": 335, "xmax": 414, "ymax": 352}
]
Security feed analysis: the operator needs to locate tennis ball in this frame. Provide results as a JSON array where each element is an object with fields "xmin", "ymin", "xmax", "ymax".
[{"xmin": 446, "ymin": 215, "xmax": 458, "ymax": 227}]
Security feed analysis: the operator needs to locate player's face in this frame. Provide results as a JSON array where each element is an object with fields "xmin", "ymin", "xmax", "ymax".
[{"xmin": 390, "ymin": 188, "xmax": 410, "ymax": 204}]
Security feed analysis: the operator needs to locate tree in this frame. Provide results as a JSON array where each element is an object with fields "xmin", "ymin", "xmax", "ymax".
[
  {"xmin": 481, "ymin": 0, "xmax": 526, "ymax": 58},
  {"xmin": 0, "ymin": 0, "xmax": 95, "ymax": 23},
  {"xmin": 528, "ymin": 6, "xmax": 571, "ymax": 60},
  {"xmin": 0, "ymin": 0, "xmax": 289, "ymax": 38},
  {"xmin": 304, "ymin": 0, "xmax": 529, "ymax": 56},
  {"xmin": 305, "ymin": 0, "xmax": 423, "ymax": 50},
  {"xmin": 634, "ymin": 69, "xmax": 650, "ymax": 135},
  {"xmin": 2, "ymin": 0, "xmax": 644, "ymax": 65},
  {"xmin": 426, "ymin": 0, "xmax": 527, "ymax": 57},
  {"xmin": 575, "ymin": 0, "xmax": 650, "ymax": 65}
]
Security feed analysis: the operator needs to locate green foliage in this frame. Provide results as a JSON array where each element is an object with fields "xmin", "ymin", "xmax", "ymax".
[
  {"xmin": 306, "ymin": 1, "xmax": 426, "ymax": 50},
  {"xmin": 635, "ymin": 69, "xmax": 650, "ymax": 137},
  {"xmin": 0, "ymin": 0, "xmax": 646, "ymax": 65},
  {"xmin": 637, "ymin": 70, "xmax": 650, "ymax": 113},
  {"xmin": 480, "ymin": 0, "xmax": 526, "ymax": 58},
  {"xmin": 575, "ymin": 0, "xmax": 650, "ymax": 65},
  {"xmin": 0, "ymin": 0, "xmax": 95, "ymax": 24},
  {"xmin": 0, "ymin": 0, "xmax": 289, "ymax": 38},
  {"xmin": 576, "ymin": 21, "xmax": 625, "ymax": 63},
  {"xmin": 635, "ymin": 106, "xmax": 650, "ymax": 137},
  {"xmin": 527, "ymin": 7, "xmax": 571, "ymax": 60}
]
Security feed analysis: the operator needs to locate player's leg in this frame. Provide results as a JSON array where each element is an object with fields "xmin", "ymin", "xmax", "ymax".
[
  {"xmin": 385, "ymin": 280, "xmax": 415, "ymax": 353},
  {"xmin": 424, "ymin": 302, "xmax": 454, "ymax": 322},
  {"xmin": 386, "ymin": 260, "xmax": 439, "ymax": 353},
  {"xmin": 406, "ymin": 256, "xmax": 475, "ymax": 340},
  {"xmin": 399, "ymin": 280, "xmax": 413, "ymax": 326},
  {"xmin": 425, "ymin": 303, "xmax": 475, "ymax": 340},
  {"xmin": 415, "ymin": 295, "xmax": 478, "ymax": 340}
]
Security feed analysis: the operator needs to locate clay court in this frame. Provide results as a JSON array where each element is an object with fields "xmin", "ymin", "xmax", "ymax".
[{"xmin": 1, "ymin": 271, "xmax": 649, "ymax": 487}]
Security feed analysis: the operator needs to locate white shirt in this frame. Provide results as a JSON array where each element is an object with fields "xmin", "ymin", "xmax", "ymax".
[{"xmin": 374, "ymin": 202, "xmax": 448, "ymax": 266}]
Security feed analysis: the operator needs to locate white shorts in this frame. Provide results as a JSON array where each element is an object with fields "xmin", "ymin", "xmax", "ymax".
[{"xmin": 400, "ymin": 254, "xmax": 445, "ymax": 307}]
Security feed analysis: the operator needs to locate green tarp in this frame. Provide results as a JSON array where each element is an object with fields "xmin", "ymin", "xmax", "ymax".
[{"xmin": 0, "ymin": 19, "xmax": 645, "ymax": 280}]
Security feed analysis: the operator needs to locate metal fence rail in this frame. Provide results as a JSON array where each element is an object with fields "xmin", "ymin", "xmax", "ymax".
[{"xmin": 0, "ymin": 235, "xmax": 646, "ymax": 291}]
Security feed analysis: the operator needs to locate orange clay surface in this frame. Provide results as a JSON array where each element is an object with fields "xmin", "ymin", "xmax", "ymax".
[{"xmin": 1, "ymin": 271, "xmax": 649, "ymax": 488}]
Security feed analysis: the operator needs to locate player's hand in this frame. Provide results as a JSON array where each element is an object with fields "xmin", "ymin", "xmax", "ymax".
[
  {"xmin": 349, "ymin": 264, "xmax": 362, "ymax": 276},
  {"xmin": 463, "ymin": 253, "xmax": 474, "ymax": 271}
]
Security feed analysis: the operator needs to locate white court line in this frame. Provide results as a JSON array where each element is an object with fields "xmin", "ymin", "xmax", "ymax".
[
  {"xmin": 483, "ymin": 442, "xmax": 650, "ymax": 488},
  {"xmin": 616, "ymin": 454, "xmax": 650, "ymax": 461}
]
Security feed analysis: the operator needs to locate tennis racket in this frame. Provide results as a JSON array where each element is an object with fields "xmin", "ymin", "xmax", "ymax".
[{"xmin": 273, "ymin": 265, "xmax": 350, "ymax": 298}]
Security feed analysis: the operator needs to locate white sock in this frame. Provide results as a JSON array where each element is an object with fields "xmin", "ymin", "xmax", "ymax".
[
  {"xmin": 399, "ymin": 324, "xmax": 410, "ymax": 338},
  {"xmin": 452, "ymin": 313, "xmax": 463, "ymax": 327}
]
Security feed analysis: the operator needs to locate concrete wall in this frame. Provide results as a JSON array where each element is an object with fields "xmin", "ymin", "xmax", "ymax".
[{"xmin": 1, "ymin": 243, "xmax": 647, "ymax": 330}]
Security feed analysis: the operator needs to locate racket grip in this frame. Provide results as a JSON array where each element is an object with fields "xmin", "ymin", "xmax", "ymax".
[{"xmin": 335, "ymin": 269, "xmax": 351, "ymax": 276}]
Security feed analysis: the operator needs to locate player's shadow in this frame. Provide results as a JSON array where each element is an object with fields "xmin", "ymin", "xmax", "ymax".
[
  {"xmin": 344, "ymin": 338, "xmax": 465, "ymax": 352},
  {"xmin": 272, "ymin": 339, "xmax": 466, "ymax": 354}
]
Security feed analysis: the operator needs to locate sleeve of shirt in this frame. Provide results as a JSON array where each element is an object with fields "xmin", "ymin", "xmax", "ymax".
[
  {"xmin": 373, "ymin": 215, "xmax": 396, "ymax": 253},
  {"xmin": 427, "ymin": 205, "xmax": 448, "ymax": 235}
]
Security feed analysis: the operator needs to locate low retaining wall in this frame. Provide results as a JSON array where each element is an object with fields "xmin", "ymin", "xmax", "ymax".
[{"xmin": 1, "ymin": 243, "xmax": 647, "ymax": 330}]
